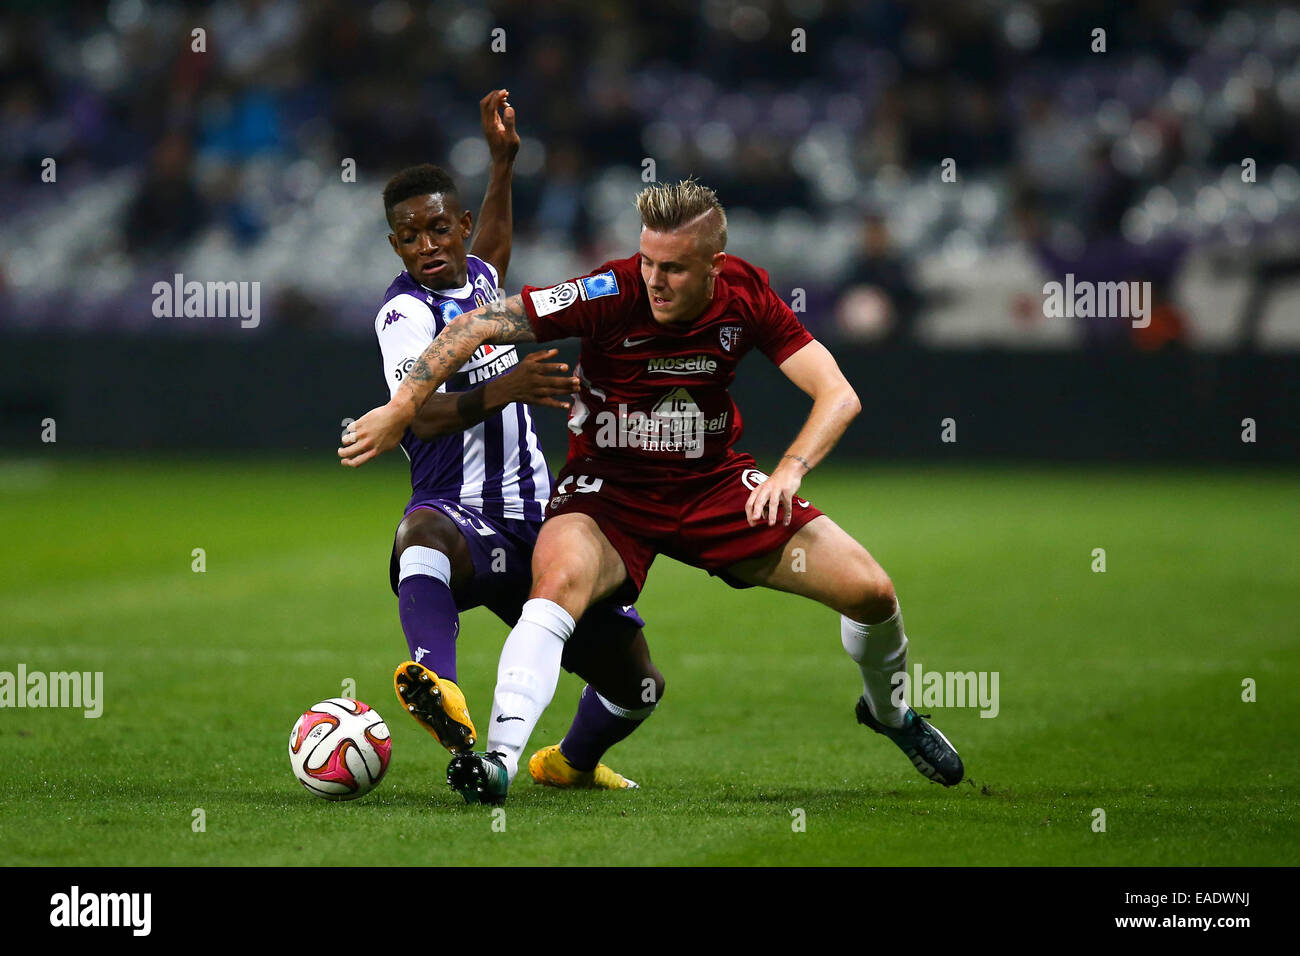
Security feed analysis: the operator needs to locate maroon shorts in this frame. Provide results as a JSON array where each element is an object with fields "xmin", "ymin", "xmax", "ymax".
[{"xmin": 545, "ymin": 450, "xmax": 824, "ymax": 599}]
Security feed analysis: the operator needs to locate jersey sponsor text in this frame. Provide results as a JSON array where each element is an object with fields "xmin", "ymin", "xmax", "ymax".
[{"xmin": 646, "ymin": 354, "xmax": 719, "ymax": 375}]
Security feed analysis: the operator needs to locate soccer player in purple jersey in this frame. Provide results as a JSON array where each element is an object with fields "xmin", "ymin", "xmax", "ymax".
[
  {"xmin": 371, "ymin": 90, "xmax": 664, "ymax": 795},
  {"xmin": 343, "ymin": 178, "xmax": 964, "ymax": 806}
]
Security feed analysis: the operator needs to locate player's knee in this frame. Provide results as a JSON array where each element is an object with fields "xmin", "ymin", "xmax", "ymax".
[
  {"xmin": 632, "ymin": 662, "xmax": 666, "ymax": 707},
  {"xmin": 845, "ymin": 566, "xmax": 897, "ymax": 624},
  {"xmin": 646, "ymin": 670, "xmax": 666, "ymax": 706},
  {"xmin": 530, "ymin": 562, "xmax": 595, "ymax": 618},
  {"xmin": 394, "ymin": 510, "xmax": 458, "ymax": 556},
  {"xmin": 601, "ymin": 668, "xmax": 664, "ymax": 712}
]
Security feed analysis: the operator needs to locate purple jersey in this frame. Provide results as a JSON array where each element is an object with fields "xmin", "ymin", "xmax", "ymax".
[{"xmin": 374, "ymin": 256, "xmax": 551, "ymax": 521}]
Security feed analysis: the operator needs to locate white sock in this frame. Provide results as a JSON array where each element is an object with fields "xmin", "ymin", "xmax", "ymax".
[
  {"xmin": 487, "ymin": 598, "xmax": 575, "ymax": 780},
  {"xmin": 595, "ymin": 689, "xmax": 657, "ymax": 720},
  {"xmin": 397, "ymin": 545, "xmax": 451, "ymax": 585},
  {"xmin": 841, "ymin": 607, "xmax": 909, "ymax": 728}
]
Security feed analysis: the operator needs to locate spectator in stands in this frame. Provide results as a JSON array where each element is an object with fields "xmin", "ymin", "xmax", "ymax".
[
  {"xmin": 123, "ymin": 131, "xmax": 208, "ymax": 256},
  {"xmin": 834, "ymin": 213, "xmax": 922, "ymax": 346}
]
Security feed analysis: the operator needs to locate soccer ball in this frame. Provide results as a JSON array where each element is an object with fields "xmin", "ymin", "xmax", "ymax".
[{"xmin": 288, "ymin": 698, "xmax": 392, "ymax": 800}]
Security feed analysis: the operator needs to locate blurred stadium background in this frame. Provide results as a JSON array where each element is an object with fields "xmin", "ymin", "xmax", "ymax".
[{"xmin": 1, "ymin": 0, "xmax": 1297, "ymax": 462}]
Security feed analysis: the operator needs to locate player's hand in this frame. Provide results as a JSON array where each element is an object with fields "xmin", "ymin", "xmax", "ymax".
[
  {"xmin": 338, "ymin": 400, "xmax": 412, "ymax": 467},
  {"xmin": 481, "ymin": 89, "xmax": 519, "ymax": 165},
  {"xmin": 503, "ymin": 349, "xmax": 580, "ymax": 410},
  {"xmin": 745, "ymin": 462, "xmax": 804, "ymax": 527}
]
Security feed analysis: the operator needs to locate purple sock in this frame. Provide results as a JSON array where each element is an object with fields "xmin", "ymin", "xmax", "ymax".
[
  {"xmin": 397, "ymin": 575, "xmax": 459, "ymax": 682},
  {"xmin": 560, "ymin": 685, "xmax": 647, "ymax": 771}
]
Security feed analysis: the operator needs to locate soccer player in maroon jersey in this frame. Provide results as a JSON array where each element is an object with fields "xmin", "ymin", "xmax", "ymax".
[{"xmin": 341, "ymin": 180, "xmax": 963, "ymax": 804}]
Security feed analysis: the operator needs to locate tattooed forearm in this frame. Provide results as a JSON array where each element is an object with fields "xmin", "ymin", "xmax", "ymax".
[
  {"xmin": 395, "ymin": 319, "xmax": 485, "ymax": 410},
  {"xmin": 390, "ymin": 295, "xmax": 533, "ymax": 413},
  {"xmin": 479, "ymin": 295, "xmax": 535, "ymax": 343}
]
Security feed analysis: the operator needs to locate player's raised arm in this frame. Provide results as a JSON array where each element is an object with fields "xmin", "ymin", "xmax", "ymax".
[
  {"xmin": 745, "ymin": 340, "xmax": 862, "ymax": 527},
  {"xmin": 468, "ymin": 90, "xmax": 519, "ymax": 282},
  {"xmin": 339, "ymin": 295, "xmax": 536, "ymax": 465}
]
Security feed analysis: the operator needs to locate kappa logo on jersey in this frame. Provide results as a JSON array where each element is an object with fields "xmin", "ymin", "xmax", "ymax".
[
  {"xmin": 382, "ymin": 309, "xmax": 404, "ymax": 328},
  {"xmin": 719, "ymin": 326, "xmax": 742, "ymax": 351},
  {"xmin": 580, "ymin": 270, "xmax": 619, "ymax": 300},
  {"xmin": 647, "ymin": 354, "xmax": 719, "ymax": 375},
  {"xmin": 530, "ymin": 281, "xmax": 580, "ymax": 316}
]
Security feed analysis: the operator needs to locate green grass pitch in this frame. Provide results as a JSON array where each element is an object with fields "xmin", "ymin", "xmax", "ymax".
[{"xmin": 1, "ymin": 456, "xmax": 1296, "ymax": 866}]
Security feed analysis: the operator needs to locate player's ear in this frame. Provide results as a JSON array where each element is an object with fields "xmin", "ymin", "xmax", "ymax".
[
  {"xmin": 710, "ymin": 251, "xmax": 726, "ymax": 276},
  {"xmin": 388, "ymin": 233, "xmax": 399, "ymax": 256},
  {"xmin": 460, "ymin": 209, "xmax": 473, "ymax": 239}
]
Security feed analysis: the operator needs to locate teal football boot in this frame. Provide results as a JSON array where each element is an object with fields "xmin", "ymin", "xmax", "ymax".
[
  {"xmin": 447, "ymin": 750, "xmax": 510, "ymax": 805},
  {"xmin": 856, "ymin": 698, "xmax": 964, "ymax": 786}
]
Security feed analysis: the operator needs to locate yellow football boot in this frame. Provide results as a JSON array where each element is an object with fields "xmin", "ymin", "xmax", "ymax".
[
  {"xmin": 393, "ymin": 661, "xmax": 476, "ymax": 753},
  {"xmin": 528, "ymin": 744, "xmax": 639, "ymax": 790}
]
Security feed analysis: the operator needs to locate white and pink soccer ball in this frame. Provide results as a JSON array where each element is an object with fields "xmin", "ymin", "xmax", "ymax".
[{"xmin": 288, "ymin": 698, "xmax": 392, "ymax": 800}]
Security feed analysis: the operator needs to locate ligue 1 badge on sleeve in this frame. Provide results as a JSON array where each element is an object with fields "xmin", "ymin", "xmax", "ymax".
[{"xmin": 530, "ymin": 281, "xmax": 580, "ymax": 316}]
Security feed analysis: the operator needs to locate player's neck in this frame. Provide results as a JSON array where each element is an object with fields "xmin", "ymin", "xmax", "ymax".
[{"xmin": 412, "ymin": 270, "xmax": 470, "ymax": 295}]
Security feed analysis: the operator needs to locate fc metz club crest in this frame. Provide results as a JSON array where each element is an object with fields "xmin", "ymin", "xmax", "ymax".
[{"xmin": 719, "ymin": 326, "xmax": 741, "ymax": 352}]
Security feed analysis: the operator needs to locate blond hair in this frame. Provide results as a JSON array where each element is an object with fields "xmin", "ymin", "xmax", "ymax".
[{"xmin": 634, "ymin": 179, "xmax": 727, "ymax": 253}]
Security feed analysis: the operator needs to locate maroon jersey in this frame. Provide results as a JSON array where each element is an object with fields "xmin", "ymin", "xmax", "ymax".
[{"xmin": 521, "ymin": 253, "xmax": 813, "ymax": 468}]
